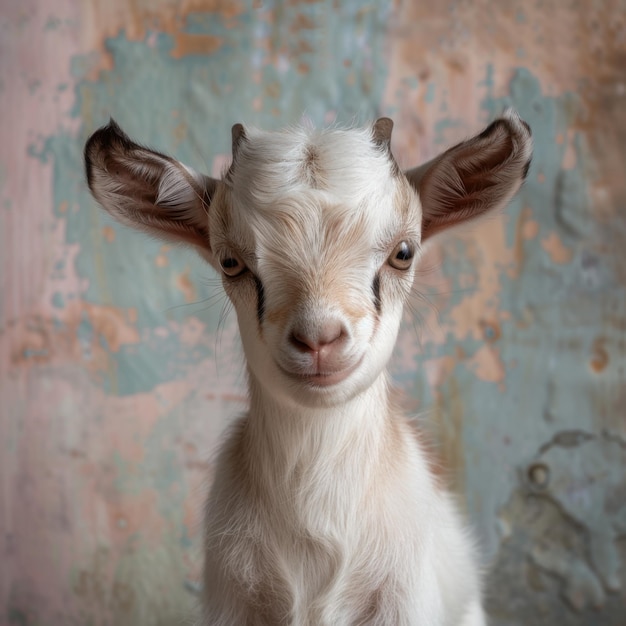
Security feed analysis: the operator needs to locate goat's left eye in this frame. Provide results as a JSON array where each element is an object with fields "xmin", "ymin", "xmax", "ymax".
[
  {"xmin": 220, "ymin": 253, "xmax": 247, "ymax": 277},
  {"xmin": 388, "ymin": 241, "xmax": 414, "ymax": 270}
]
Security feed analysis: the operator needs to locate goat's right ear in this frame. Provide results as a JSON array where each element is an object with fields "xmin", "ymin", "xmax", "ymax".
[{"xmin": 84, "ymin": 120, "xmax": 218, "ymax": 252}]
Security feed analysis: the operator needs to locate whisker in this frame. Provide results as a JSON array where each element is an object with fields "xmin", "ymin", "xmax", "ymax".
[{"xmin": 164, "ymin": 291, "xmax": 227, "ymax": 314}]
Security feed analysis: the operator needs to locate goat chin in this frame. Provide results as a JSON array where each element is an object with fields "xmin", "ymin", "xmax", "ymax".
[{"xmin": 85, "ymin": 111, "xmax": 532, "ymax": 625}]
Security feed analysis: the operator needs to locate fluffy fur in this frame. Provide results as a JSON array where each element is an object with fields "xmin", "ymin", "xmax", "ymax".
[{"xmin": 84, "ymin": 111, "xmax": 532, "ymax": 625}]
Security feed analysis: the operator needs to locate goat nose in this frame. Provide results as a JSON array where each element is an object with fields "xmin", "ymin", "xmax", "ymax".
[{"xmin": 290, "ymin": 320, "xmax": 344, "ymax": 352}]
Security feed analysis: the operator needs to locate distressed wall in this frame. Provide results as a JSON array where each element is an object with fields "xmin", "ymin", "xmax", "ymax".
[{"xmin": 1, "ymin": 1, "xmax": 625, "ymax": 624}]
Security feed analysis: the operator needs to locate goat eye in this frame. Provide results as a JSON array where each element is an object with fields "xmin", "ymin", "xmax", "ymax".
[
  {"xmin": 219, "ymin": 253, "xmax": 247, "ymax": 277},
  {"xmin": 388, "ymin": 241, "xmax": 414, "ymax": 270}
]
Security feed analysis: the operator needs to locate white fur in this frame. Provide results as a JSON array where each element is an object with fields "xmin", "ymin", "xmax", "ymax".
[{"xmin": 86, "ymin": 114, "xmax": 533, "ymax": 626}]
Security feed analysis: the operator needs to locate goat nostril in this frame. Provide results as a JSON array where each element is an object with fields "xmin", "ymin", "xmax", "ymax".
[
  {"xmin": 290, "ymin": 331, "xmax": 314, "ymax": 352},
  {"xmin": 290, "ymin": 322, "xmax": 344, "ymax": 352}
]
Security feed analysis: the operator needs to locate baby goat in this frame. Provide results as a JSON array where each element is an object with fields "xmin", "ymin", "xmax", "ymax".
[{"xmin": 85, "ymin": 111, "xmax": 532, "ymax": 625}]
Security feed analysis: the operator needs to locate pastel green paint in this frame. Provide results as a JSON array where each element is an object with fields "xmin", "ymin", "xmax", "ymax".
[
  {"xmin": 433, "ymin": 117, "xmax": 463, "ymax": 147},
  {"xmin": 45, "ymin": 15, "xmax": 62, "ymax": 30},
  {"xmin": 77, "ymin": 309, "xmax": 93, "ymax": 355},
  {"xmin": 22, "ymin": 349, "xmax": 49, "ymax": 359},
  {"xmin": 424, "ymin": 82, "xmax": 436, "ymax": 104},
  {"xmin": 27, "ymin": 79, "xmax": 41, "ymax": 94},
  {"xmin": 479, "ymin": 62, "xmax": 495, "ymax": 93},
  {"xmin": 52, "ymin": 292, "xmax": 65, "ymax": 308}
]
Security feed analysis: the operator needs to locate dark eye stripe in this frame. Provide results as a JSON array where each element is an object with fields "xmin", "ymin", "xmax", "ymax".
[
  {"xmin": 372, "ymin": 273, "xmax": 381, "ymax": 313},
  {"xmin": 253, "ymin": 275, "xmax": 265, "ymax": 324}
]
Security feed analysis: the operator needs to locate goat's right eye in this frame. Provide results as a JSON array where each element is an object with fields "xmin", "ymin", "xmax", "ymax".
[
  {"xmin": 387, "ymin": 241, "xmax": 414, "ymax": 270},
  {"xmin": 219, "ymin": 254, "xmax": 247, "ymax": 277}
]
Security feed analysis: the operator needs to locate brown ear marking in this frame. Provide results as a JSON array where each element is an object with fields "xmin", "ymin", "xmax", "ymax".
[
  {"xmin": 85, "ymin": 118, "xmax": 218, "ymax": 207},
  {"xmin": 476, "ymin": 112, "xmax": 532, "ymax": 180},
  {"xmin": 84, "ymin": 118, "xmax": 177, "ymax": 192},
  {"xmin": 84, "ymin": 118, "xmax": 136, "ymax": 188},
  {"xmin": 85, "ymin": 118, "xmax": 155, "ymax": 156}
]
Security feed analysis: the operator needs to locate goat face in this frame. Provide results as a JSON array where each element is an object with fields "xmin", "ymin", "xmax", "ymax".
[
  {"xmin": 210, "ymin": 125, "xmax": 420, "ymax": 408},
  {"xmin": 85, "ymin": 113, "xmax": 532, "ymax": 409}
]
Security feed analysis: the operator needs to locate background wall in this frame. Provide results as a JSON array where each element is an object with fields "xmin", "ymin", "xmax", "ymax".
[{"xmin": 2, "ymin": 1, "xmax": 625, "ymax": 624}]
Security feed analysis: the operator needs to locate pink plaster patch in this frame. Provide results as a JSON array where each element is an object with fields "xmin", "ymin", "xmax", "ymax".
[
  {"xmin": 467, "ymin": 344, "xmax": 506, "ymax": 383},
  {"xmin": 542, "ymin": 232, "xmax": 574, "ymax": 264}
]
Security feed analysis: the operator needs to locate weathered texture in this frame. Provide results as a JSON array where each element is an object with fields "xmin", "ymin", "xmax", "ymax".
[{"xmin": 1, "ymin": 1, "xmax": 624, "ymax": 624}]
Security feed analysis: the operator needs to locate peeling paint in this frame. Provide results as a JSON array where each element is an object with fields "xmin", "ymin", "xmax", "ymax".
[
  {"xmin": 2, "ymin": 1, "xmax": 625, "ymax": 624},
  {"xmin": 490, "ymin": 430, "xmax": 626, "ymax": 622}
]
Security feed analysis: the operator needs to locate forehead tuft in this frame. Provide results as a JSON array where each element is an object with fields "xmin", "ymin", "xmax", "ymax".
[{"xmin": 229, "ymin": 125, "xmax": 397, "ymax": 209}]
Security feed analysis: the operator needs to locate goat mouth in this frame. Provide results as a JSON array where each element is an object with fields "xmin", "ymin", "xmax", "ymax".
[{"xmin": 277, "ymin": 358, "xmax": 362, "ymax": 388}]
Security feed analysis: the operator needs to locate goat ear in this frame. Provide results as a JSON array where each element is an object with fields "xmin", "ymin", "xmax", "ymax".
[
  {"xmin": 84, "ymin": 119, "xmax": 218, "ymax": 251},
  {"xmin": 405, "ymin": 109, "xmax": 532, "ymax": 242}
]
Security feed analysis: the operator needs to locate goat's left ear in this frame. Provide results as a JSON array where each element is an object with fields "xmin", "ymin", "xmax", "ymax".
[{"xmin": 404, "ymin": 109, "xmax": 532, "ymax": 241}]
